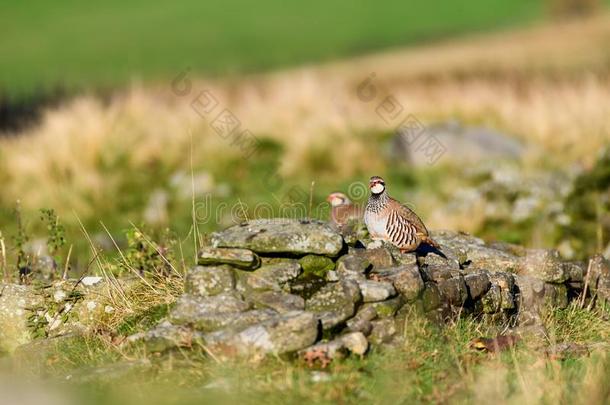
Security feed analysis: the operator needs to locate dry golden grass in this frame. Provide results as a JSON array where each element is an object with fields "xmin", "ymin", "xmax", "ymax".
[{"xmin": 1, "ymin": 14, "xmax": 609, "ymax": 217}]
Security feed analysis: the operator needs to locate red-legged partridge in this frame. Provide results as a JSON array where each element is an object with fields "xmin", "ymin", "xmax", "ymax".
[
  {"xmin": 364, "ymin": 176, "xmax": 439, "ymax": 252},
  {"xmin": 327, "ymin": 192, "xmax": 363, "ymax": 227}
]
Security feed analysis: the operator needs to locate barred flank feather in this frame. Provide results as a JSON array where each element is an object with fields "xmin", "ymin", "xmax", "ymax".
[{"xmin": 386, "ymin": 210, "xmax": 418, "ymax": 248}]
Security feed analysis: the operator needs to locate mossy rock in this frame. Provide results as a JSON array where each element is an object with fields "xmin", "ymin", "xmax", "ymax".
[
  {"xmin": 363, "ymin": 296, "xmax": 404, "ymax": 318},
  {"xmin": 299, "ymin": 255, "xmax": 335, "ymax": 278},
  {"xmin": 421, "ymin": 282, "xmax": 441, "ymax": 312}
]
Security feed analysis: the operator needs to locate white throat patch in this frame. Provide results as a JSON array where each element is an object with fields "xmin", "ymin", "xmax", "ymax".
[{"xmin": 371, "ymin": 183, "xmax": 384, "ymax": 194}]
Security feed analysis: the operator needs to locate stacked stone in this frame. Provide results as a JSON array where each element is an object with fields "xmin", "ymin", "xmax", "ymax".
[
  {"xmin": 129, "ymin": 219, "xmax": 594, "ymax": 360},
  {"xmin": 423, "ymin": 231, "xmax": 585, "ymax": 327},
  {"xmin": 0, "ymin": 276, "xmax": 115, "ymax": 353}
]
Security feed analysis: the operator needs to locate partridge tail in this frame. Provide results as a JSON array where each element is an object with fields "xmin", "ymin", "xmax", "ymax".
[{"xmin": 422, "ymin": 235, "xmax": 441, "ymax": 250}]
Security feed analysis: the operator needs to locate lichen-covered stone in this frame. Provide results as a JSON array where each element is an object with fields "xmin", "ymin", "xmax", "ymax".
[
  {"xmin": 564, "ymin": 261, "xmax": 585, "ymax": 282},
  {"xmin": 421, "ymin": 266, "xmax": 456, "ymax": 283},
  {"xmin": 204, "ymin": 311, "xmax": 318, "ymax": 355},
  {"xmin": 431, "ymin": 230, "xmax": 486, "ymax": 246},
  {"xmin": 212, "ymin": 219, "xmax": 343, "ymax": 256},
  {"xmin": 514, "ymin": 275, "xmax": 546, "ymax": 325},
  {"xmin": 249, "ymin": 291, "xmax": 305, "ymax": 313},
  {"xmin": 238, "ymin": 260, "xmax": 302, "ymax": 292},
  {"xmin": 171, "ymin": 301, "xmax": 277, "ymax": 333},
  {"xmin": 432, "ymin": 230, "xmax": 521, "ymax": 273},
  {"xmin": 177, "ymin": 292, "xmax": 249, "ymax": 314},
  {"xmin": 186, "ymin": 265, "xmax": 235, "ymax": 297},
  {"xmin": 464, "ymin": 272, "xmax": 491, "ymax": 300},
  {"xmin": 0, "ymin": 284, "xmax": 43, "ymax": 353},
  {"xmin": 336, "ymin": 254, "xmax": 370, "ymax": 279},
  {"xmin": 371, "ymin": 264, "xmax": 424, "ymax": 302},
  {"xmin": 10, "ymin": 278, "xmax": 118, "ymax": 343},
  {"xmin": 305, "ymin": 280, "xmax": 362, "ymax": 329},
  {"xmin": 466, "ymin": 246, "xmax": 521, "ymax": 273},
  {"xmin": 363, "ymin": 296, "xmax": 403, "ymax": 318},
  {"xmin": 128, "ymin": 321, "xmax": 206, "ymax": 353},
  {"xmin": 350, "ymin": 247, "xmax": 393, "ymax": 269},
  {"xmin": 198, "ymin": 247, "xmax": 260, "ymax": 270},
  {"xmin": 369, "ymin": 318, "xmax": 398, "ymax": 345},
  {"xmin": 429, "ymin": 230, "xmax": 481, "ymax": 264},
  {"xmin": 390, "ymin": 250, "xmax": 418, "ymax": 266},
  {"xmin": 598, "ymin": 271, "xmax": 610, "ymax": 305},
  {"xmin": 488, "ymin": 272, "xmax": 516, "ymax": 310},
  {"xmin": 169, "ymin": 293, "xmax": 252, "ymax": 331},
  {"xmin": 358, "ymin": 280, "xmax": 396, "ymax": 303},
  {"xmin": 480, "ymin": 284, "xmax": 502, "ymax": 313},
  {"xmin": 420, "ymin": 251, "xmax": 460, "ymax": 272},
  {"xmin": 437, "ymin": 277, "xmax": 468, "ymax": 306},
  {"xmin": 345, "ymin": 306, "xmax": 377, "ymax": 335},
  {"xmin": 422, "ymin": 282, "xmax": 442, "ymax": 312},
  {"xmin": 587, "ymin": 254, "xmax": 610, "ymax": 304},
  {"xmin": 544, "ymin": 283, "xmax": 568, "ymax": 309},
  {"xmin": 299, "ymin": 255, "xmax": 335, "ymax": 277},
  {"xmin": 518, "ymin": 249, "xmax": 567, "ymax": 283}
]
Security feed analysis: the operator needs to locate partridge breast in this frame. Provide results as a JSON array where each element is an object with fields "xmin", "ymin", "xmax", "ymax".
[{"xmin": 364, "ymin": 210, "xmax": 388, "ymax": 240}]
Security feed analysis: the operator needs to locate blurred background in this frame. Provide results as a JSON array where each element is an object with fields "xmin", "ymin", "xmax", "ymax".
[
  {"xmin": 1, "ymin": 0, "xmax": 610, "ymax": 283},
  {"xmin": 1, "ymin": 1, "xmax": 610, "ymax": 404}
]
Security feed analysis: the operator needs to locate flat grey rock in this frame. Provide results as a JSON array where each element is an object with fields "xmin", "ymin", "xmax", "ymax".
[
  {"xmin": 198, "ymin": 247, "xmax": 260, "ymax": 270},
  {"xmin": 249, "ymin": 291, "xmax": 305, "ymax": 313},
  {"xmin": 204, "ymin": 311, "xmax": 318, "ymax": 355},
  {"xmin": 212, "ymin": 219, "xmax": 343, "ymax": 256},
  {"xmin": 358, "ymin": 280, "xmax": 396, "ymax": 303}
]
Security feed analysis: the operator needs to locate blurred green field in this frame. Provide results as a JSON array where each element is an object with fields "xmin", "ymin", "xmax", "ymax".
[{"xmin": 0, "ymin": 0, "xmax": 544, "ymax": 97}]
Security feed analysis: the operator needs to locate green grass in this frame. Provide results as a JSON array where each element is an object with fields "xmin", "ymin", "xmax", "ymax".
[
  {"xmin": 0, "ymin": 0, "xmax": 544, "ymax": 97},
  {"xmin": 5, "ymin": 301, "xmax": 609, "ymax": 404}
]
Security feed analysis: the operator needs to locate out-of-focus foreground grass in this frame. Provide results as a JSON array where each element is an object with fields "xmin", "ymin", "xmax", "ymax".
[{"xmin": 3, "ymin": 300, "xmax": 609, "ymax": 404}]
